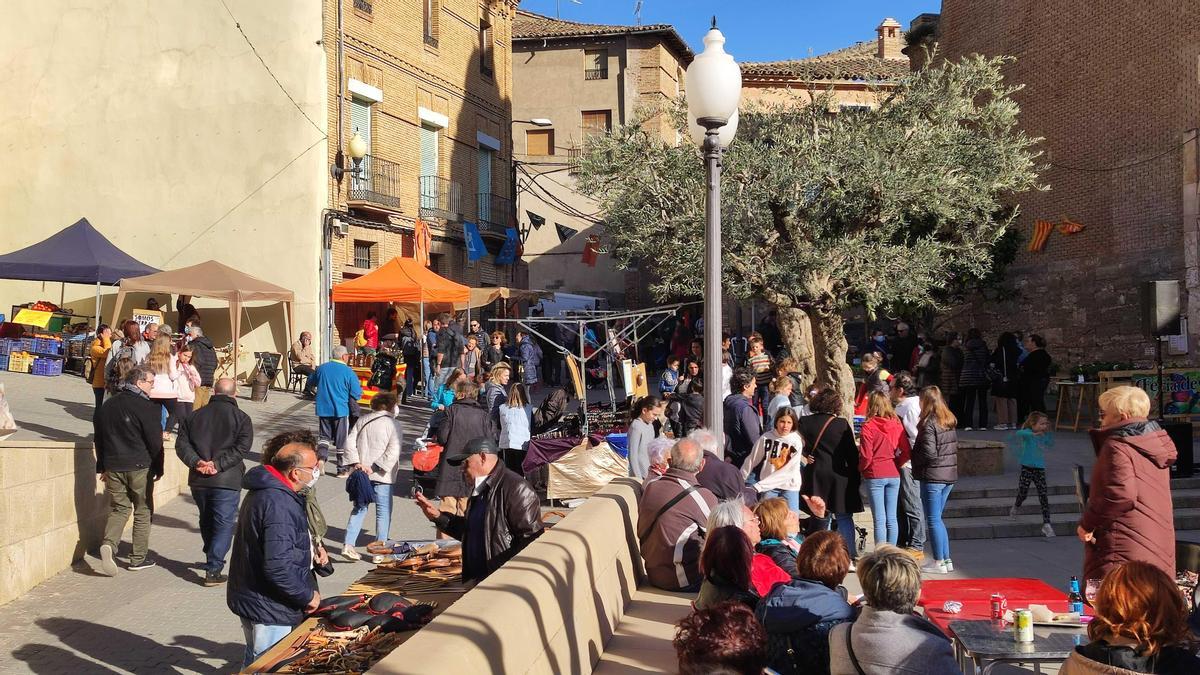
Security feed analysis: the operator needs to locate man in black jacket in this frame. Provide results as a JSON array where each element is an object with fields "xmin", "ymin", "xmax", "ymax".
[
  {"xmin": 187, "ymin": 324, "xmax": 219, "ymax": 405},
  {"xmin": 228, "ymin": 431, "xmax": 324, "ymax": 669},
  {"xmin": 95, "ymin": 365, "xmax": 164, "ymax": 575},
  {"xmin": 176, "ymin": 377, "xmax": 253, "ymax": 586},
  {"xmin": 415, "ymin": 437, "xmax": 542, "ymax": 583}
]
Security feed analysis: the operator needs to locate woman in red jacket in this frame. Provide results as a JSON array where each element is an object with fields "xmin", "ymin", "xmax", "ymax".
[
  {"xmin": 859, "ymin": 392, "xmax": 910, "ymax": 546},
  {"xmin": 1078, "ymin": 386, "xmax": 1177, "ymax": 583}
]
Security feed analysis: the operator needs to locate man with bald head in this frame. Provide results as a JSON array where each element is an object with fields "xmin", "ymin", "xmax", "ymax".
[
  {"xmin": 637, "ymin": 437, "xmax": 718, "ymax": 592},
  {"xmin": 228, "ymin": 430, "xmax": 324, "ymax": 669},
  {"xmin": 176, "ymin": 377, "xmax": 253, "ymax": 586}
]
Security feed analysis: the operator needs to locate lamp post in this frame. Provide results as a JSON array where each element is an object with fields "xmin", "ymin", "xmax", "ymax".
[
  {"xmin": 330, "ymin": 131, "xmax": 368, "ymax": 181},
  {"xmin": 687, "ymin": 18, "xmax": 741, "ymax": 439}
]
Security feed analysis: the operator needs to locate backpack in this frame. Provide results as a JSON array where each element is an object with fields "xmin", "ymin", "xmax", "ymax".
[{"xmin": 105, "ymin": 340, "xmax": 135, "ymax": 385}]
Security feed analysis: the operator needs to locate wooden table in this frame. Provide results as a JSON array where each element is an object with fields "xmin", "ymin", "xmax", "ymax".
[{"xmin": 1054, "ymin": 381, "xmax": 1099, "ymax": 432}]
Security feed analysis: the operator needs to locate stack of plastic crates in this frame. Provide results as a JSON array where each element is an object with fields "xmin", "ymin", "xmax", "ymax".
[
  {"xmin": 32, "ymin": 356, "xmax": 64, "ymax": 376},
  {"xmin": 7, "ymin": 352, "xmax": 31, "ymax": 373},
  {"xmin": 33, "ymin": 337, "xmax": 63, "ymax": 355}
]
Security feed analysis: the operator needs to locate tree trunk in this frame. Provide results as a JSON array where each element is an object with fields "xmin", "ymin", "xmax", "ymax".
[
  {"xmin": 809, "ymin": 305, "xmax": 857, "ymax": 419},
  {"xmin": 775, "ymin": 305, "xmax": 817, "ymax": 390}
]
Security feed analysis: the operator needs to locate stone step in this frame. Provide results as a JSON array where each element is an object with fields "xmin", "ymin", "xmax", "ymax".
[
  {"xmin": 944, "ymin": 508, "xmax": 1200, "ymax": 540},
  {"xmin": 948, "ymin": 475, "xmax": 1200, "ymax": 501},
  {"xmin": 942, "ymin": 489, "xmax": 1200, "ymax": 519}
]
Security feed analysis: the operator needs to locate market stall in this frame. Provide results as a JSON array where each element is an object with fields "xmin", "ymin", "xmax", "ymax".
[
  {"xmin": 0, "ymin": 218, "xmax": 159, "ymax": 377},
  {"xmin": 245, "ymin": 540, "xmax": 468, "ymax": 673},
  {"xmin": 112, "ymin": 260, "xmax": 294, "ymax": 382}
]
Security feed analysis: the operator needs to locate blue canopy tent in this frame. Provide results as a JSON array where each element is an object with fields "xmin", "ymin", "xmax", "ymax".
[{"xmin": 0, "ymin": 218, "xmax": 159, "ymax": 325}]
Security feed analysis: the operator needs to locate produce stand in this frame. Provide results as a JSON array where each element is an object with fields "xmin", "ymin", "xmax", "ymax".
[
  {"xmin": 0, "ymin": 302, "xmax": 95, "ymax": 377},
  {"xmin": 244, "ymin": 540, "xmax": 468, "ymax": 674}
]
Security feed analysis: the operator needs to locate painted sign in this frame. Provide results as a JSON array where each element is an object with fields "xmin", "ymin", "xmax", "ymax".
[{"xmin": 1130, "ymin": 371, "xmax": 1200, "ymax": 416}]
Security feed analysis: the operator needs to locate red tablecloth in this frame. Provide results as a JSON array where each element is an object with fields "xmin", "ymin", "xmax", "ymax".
[{"xmin": 919, "ymin": 578, "xmax": 1072, "ymax": 633}]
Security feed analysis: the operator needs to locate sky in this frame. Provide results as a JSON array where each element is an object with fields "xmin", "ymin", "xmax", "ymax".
[{"xmin": 518, "ymin": 0, "xmax": 940, "ymax": 62}]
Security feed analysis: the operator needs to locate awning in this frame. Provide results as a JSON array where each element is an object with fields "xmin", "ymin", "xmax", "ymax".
[
  {"xmin": 0, "ymin": 217, "xmax": 158, "ymax": 284},
  {"xmin": 331, "ymin": 257, "xmax": 470, "ymax": 304}
]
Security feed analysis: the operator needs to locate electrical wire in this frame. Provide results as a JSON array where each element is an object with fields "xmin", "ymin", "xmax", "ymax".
[
  {"xmin": 217, "ymin": 0, "xmax": 325, "ymax": 136},
  {"xmin": 1048, "ymin": 136, "xmax": 1191, "ymax": 173},
  {"xmin": 517, "ymin": 163, "xmax": 606, "ymax": 222}
]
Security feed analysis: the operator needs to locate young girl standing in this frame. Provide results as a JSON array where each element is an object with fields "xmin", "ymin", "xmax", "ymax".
[
  {"xmin": 742, "ymin": 407, "xmax": 807, "ymax": 511},
  {"xmin": 174, "ymin": 344, "xmax": 202, "ymax": 425},
  {"xmin": 1009, "ymin": 411, "xmax": 1055, "ymax": 537}
]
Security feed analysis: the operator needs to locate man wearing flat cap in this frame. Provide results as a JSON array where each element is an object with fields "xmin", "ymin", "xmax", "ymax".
[{"xmin": 415, "ymin": 437, "xmax": 543, "ymax": 582}]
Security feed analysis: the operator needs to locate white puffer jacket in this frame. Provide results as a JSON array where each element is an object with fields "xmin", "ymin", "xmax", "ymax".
[{"xmin": 344, "ymin": 410, "xmax": 404, "ymax": 484}]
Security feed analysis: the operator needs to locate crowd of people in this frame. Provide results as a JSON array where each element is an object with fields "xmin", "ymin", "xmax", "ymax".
[{"xmin": 84, "ymin": 300, "xmax": 1200, "ymax": 672}]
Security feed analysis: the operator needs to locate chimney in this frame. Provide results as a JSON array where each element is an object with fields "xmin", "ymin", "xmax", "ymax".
[{"xmin": 876, "ymin": 17, "xmax": 902, "ymax": 59}]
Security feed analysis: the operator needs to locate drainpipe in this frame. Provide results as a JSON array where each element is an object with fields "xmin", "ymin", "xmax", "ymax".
[{"xmin": 321, "ymin": 0, "xmax": 346, "ymax": 360}]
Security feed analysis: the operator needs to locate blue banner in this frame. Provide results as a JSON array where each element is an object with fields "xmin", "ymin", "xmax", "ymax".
[
  {"xmin": 495, "ymin": 227, "xmax": 519, "ymax": 265},
  {"xmin": 463, "ymin": 221, "xmax": 486, "ymax": 262}
]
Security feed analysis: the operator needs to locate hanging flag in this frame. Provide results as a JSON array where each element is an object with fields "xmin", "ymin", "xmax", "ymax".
[
  {"xmin": 413, "ymin": 219, "xmax": 432, "ymax": 266},
  {"xmin": 1029, "ymin": 219, "xmax": 1054, "ymax": 252},
  {"xmin": 527, "ymin": 210, "xmax": 545, "ymax": 229},
  {"xmin": 582, "ymin": 234, "xmax": 601, "ymax": 267},
  {"xmin": 463, "ymin": 222, "xmax": 487, "ymax": 262},
  {"xmin": 1058, "ymin": 217, "xmax": 1086, "ymax": 235},
  {"xmin": 496, "ymin": 227, "xmax": 520, "ymax": 265},
  {"xmin": 555, "ymin": 222, "xmax": 579, "ymax": 242}
]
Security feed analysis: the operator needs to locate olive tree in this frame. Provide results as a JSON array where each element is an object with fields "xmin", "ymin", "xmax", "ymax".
[{"xmin": 576, "ymin": 54, "xmax": 1043, "ymax": 410}]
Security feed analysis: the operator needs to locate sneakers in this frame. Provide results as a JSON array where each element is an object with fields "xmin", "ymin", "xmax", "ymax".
[
  {"xmin": 1009, "ymin": 505, "xmax": 1019, "ymax": 520},
  {"xmin": 848, "ymin": 560, "xmax": 857, "ymax": 573},
  {"xmin": 994, "ymin": 424, "xmax": 1009, "ymax": 431},
  {"xmin": 1042, "ymin": 523, "xmax": 1056, "ymax": 538},
  {"xmin": 944, "ymin": 559, "xmax": 954, "ymax": 572},
  {"xmin": 963, "ymin": 427, "xmax": 974, "ymax": 431},
  {"xmin": 98, "ymin": 544, "xmax": 118, "ymax": 576},
  {"xmin": 371, "ymin": 554, "xmax": 387, "ymax": 564},
  {"xmin": 341, "ymin": 546, "xmax": 362, "ymax": 562},
  {"xmin": 128, "ymin": 559, "xmax": 157, "ymax": 571},
  {"xmin": 923, "ymin": 560, "xmax": 951, "ymax": 574},
  {"xmin": 204, "ymin": 571, "xmax": 228, "ymax": 586}
]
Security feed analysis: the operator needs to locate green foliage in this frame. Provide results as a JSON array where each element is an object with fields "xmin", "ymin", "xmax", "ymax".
[{"xmin": 576, "ymin": 54, "xmax": 1044, "ymax": 316}]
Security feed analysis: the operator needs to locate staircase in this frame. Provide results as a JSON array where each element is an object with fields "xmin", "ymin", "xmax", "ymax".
[{"xmin": 941, "ymin": 477, "xmax": 1200, "ymax": 539}]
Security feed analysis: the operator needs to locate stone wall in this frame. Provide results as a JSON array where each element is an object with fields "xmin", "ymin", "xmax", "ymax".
[
  {"xmin": 0, "ymin": 441, "xmax": 187, "ymax": 606},
  {"xmin": 935, "ymin": 2, "xmax": 1200, "ymax": 367}
]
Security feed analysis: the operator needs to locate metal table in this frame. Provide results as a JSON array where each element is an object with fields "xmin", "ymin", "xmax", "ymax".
[{"xmin": 948, "ymin": 619, "xmax": 1083, "ymax": 674}]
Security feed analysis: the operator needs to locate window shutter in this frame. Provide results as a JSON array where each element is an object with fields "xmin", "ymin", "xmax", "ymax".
[
  {"xmin": 420, "ymin": 126, "xmax": 438, "ymax": 176},
  {"xmin": 350, "ymin": 98, "xmax": 372, "ymax": 149},
  {"xmin": 526, "ymin": 129, "xmax": 553, "ymax": 156}
]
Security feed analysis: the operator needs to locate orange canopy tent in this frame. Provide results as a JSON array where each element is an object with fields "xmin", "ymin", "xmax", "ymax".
[{"xmin": 331, "ymin": 256, "xmax": 469, "ymax": 304}]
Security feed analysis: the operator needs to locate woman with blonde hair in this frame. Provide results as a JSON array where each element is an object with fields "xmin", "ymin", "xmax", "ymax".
[
  {"xmin": 858, "ymin": 392, "xmax": 909, "ymax": 546},
  {"xmin": 1061, "ymin": 561, "xmax": 1200, "ymax": 673},
  {"xmin": 914, "ymin": 385, "xmax": 959, "ymax": 574},
  {"xmin": 146, "ymin": 334, "xmax": 179, "ymax": 437},
  {"xmin": 482, "ymin": 361, "xmax": 512, "ymax": 426},
  {"xmin": 1078, "ymin": 386, "xmax": 1176, "ymax": 583}
]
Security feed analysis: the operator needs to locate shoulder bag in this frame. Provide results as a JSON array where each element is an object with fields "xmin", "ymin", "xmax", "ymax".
[{"xmin": 637, "ymin": 485, "xmax": 698, "ymax": 544}]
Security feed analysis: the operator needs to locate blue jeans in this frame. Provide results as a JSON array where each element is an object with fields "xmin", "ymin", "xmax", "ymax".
[
  {"xmin": 865, "ymin": 477, "xmax": 901, "ymax": 545},
  {"xmin": 422, "ymin": 357, "xmax": 433, "ymax": 395},
  {"xmin": 240, "ymin": 619, "xmax": 295, "ymax": 670},
  {"xmin": 897, "ymin": 465, "xmax": 926, "ymax": 551},
  {"xmin": 836, "ymin": 512, "xmax": 858, "ymax": 559},
  {"xmin": 760, "ymin": 488, "xmax": 801, "ymax": 512},
  {"xmin": 922, "ymin": 482, "xmax": 955, "ymax": 561},
  {"xmin": 344, "ymin": 482, "xmax": 393, "ymax": 546},
  {"xmin": 191, "ymin": 486, "xmax": 240, "ymax": 573}
]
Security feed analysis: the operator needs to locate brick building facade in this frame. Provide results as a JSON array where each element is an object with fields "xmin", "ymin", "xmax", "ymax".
[
  {"xmin": 936, "ymin": 3, "xmax": 1200, "ymax": 367},
  {"xmin": 323, "ymin": 0, "xmax": 520, "ymax": 342}
]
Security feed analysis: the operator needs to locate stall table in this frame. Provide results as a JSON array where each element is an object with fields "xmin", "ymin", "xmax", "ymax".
[
  {"xmin": 1054, "ymin": 381, "xmax": 1099, "ymax": 431},
  {"xmin": 352, "ymin": 362, "xmax": 406, "ymax": 407},
  {"xmin": 948, "ymin": 619, "xmax": 1081, "ymax": 675}
]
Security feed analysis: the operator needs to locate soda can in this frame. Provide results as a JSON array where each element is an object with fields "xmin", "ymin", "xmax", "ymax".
[
  {"xmin": 990, "ymin": 593, "xmax": 1008, "ymax": 620},
  {"xmin": 1014, "ymin": 609, "xmax": 1034, "ymax": 643}
]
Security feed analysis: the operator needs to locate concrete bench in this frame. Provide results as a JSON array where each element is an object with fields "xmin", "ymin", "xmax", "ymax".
[{"xmin": 373, "ymin": 477, "xmax": 689, "ymax": 674}]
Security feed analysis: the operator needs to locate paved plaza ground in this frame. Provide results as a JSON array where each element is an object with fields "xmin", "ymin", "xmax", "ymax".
[{"xmin": 0, "ymin": 369, "xmax": 1192, "ymax": 673}]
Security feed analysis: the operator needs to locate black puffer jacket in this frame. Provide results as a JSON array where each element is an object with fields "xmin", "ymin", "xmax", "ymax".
[
  {"xmin": 190, "ymin": 336, "xmax": 218, "ymax": 387},
  {"xmin": 913, "ymin": 417, "xmax": 958, "ymax": 484},
  {"xmin": 959, "ymin": 337, "xmax": 990, "ymax": 388},
  {"xmin": 434, "ymin": 459, "xmax": 542, "ymax": 582},
  {"xmin": 435, "ymin": 399, "xmax": 497, "ymax": 498},
  {"xmin": 95, "ymin": 389, "xmax": 164, "ymax": 476}
]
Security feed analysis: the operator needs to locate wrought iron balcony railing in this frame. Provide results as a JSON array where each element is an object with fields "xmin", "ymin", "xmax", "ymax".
[
  {"xmin": 584, "ymin": 68, "xmax": 608, "ymax": 80},
  {"xmin": 348, "ymin": 154, "xmax": 401, "ymax": 209},
  {"xmin": 419, "ymin": 175, "xmax": 462, "ymax": 220},
  {"xmin": 476, "ymin": 192, "xmax": 512, "ymax": 233}
]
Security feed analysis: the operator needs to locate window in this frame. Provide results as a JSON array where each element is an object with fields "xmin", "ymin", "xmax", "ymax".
[
  {"xmin": 353, "ymin": 240, "xmax": 376, "ymax": 268},
  {"xmin": 581, "ymin": 110, "xmax": 611, "ymax": 139},
  {"xmin": 526, "ymin": 129, "xmax": 554, "ymax": 156},
  {"xmin": 584, "ymin": 49, "xmax": 608, "ymax": 80},
  {"xmin": 478, "ymin": 147, "xmax": 495, "ymax": 223},
  {"xmin": 354, "ymin": 0, "xmax": 372, "ymax": 14},
  {"xmin": 423, "ymin": 0, "xmax": 439, "ymax": 47},
  {"xmin": 349, "ymin": 97, "xmax": 372, "ymax": 191},
  {"xmin": 419, "ymin": 124, "xmax": 440, "ymax": 210},
  {"xmin": 478, "ymin": 10, "xmax": 493, "ymax": 77}
]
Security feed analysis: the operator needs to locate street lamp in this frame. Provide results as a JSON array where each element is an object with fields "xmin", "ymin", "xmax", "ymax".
[
  {"xmin": 331, "ymin": 130, "xmax": 368, "ymax": 181},
  {"xmin": 687, "ymin": 17, "xmax": 741, "ymax": 439}
]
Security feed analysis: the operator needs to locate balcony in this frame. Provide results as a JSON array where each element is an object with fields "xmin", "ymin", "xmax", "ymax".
[
  {"xmin": 419, "ymin": 175, "xmax": 462, "ymax": 221},
  {"xmin": 348, "ymin": 154, "xmax": 401, "ymax": 210},
  {"xmin": 568, "ymin": 146, "xmax": 583, "ymax": 174},
  {"xmin": 584, "ymin": 68, "xmax": 608, "ymax": 80},
  {"xmin": 476, "ymin": 192, "xmax": 512, "ymax": 234}
]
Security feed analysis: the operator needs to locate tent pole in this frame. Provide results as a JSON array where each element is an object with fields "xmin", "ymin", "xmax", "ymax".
[
  {"xmin": 578, "ymin": 319, "xmax": 587, "ymax": 436},
  {"xmin": 94, "ymin": 282, "xmax": 101, "ymax": 327},
  {"xmin": 60, "ymin": 282, "xmax": 65, "ymax": 307},
  {"xmin": 419, "ymin": 290, "xmax": 424, "ymax": 396}
]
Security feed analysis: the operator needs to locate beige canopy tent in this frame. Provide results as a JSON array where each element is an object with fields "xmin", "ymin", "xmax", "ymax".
[{"xmin": 112, "ymin": 260, "xmax": 295, "ymax": 375}]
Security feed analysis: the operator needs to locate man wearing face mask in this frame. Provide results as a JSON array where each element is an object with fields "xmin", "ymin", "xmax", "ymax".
[
  {"xmin": 414, "ymin": 436, "xmax": 542, "ymax": 583},
  {"xmin": 340, "ymin": 392, "xmax": 404, "ymax": 563},
  {"xmin": 228, "ymin": 431, "xmax": 326, "ymax": 670}
]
